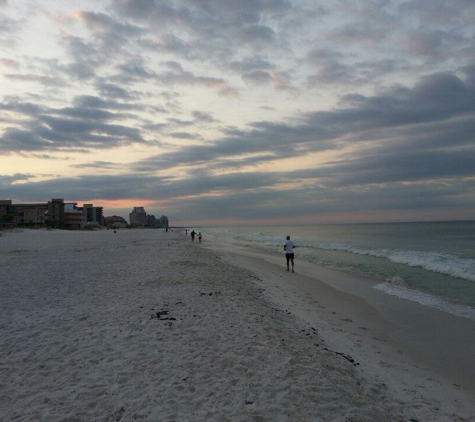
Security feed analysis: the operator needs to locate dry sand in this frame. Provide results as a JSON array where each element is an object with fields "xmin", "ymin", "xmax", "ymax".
[{"xmin": 1, "ymin": 228, "xmax": 474, "ymax": 421}]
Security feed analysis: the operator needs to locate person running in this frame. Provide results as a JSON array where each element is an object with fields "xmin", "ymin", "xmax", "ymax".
[{"xmin": 284, "ymin": 235, "xmax": 296, "ymax": 272}]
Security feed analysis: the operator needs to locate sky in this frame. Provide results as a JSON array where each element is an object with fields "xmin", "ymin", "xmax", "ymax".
[{"xmin": 1, "ymin": 0, "xmax": 475, "ymax": 226}]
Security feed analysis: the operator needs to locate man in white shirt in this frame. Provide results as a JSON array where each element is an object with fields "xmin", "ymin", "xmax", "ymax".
[{"xmin": 284, "ymin": 235, "xmax": 296, "ymax": 272}]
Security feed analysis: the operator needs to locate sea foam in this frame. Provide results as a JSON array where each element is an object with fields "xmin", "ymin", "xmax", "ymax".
[
  {"xmin": 304, "ymin": 243, "xmax": 475, "ymax": 283},
  {"xmin": 374, "ymin": 282, "xmax": 475, "ymax": 320}
]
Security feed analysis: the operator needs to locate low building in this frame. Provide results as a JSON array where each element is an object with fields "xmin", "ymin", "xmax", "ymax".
[
  {"xmin": 104, "ymin": 215, "xmax": 128, "ymax": 229},
  {"xmin": 0, "ymin": 198, "xmax": 106, "ymax": 230},
  {"xmin": 10, "ymin": 202, "xmax": 48, "ymax": 224}
]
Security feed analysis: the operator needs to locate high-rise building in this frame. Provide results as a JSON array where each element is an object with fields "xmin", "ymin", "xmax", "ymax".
[
  {"xmin": 129, "ymin": 207, "xmax": 147, "ymax": 226},
  {"xmin": 158, "ymin": 215, "xmax": 169, "ymax": 228}
]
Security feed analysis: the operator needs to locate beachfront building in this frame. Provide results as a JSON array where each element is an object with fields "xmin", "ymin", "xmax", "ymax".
[
  {"xmin": 64, "ymin": 203, "xmax": 84, "ymax": 230},
  {"xmin": 0, "ymin": 200, "xmax": 48, "ymax": 226},
  {"xmin": 47, "ymin": 198, "xmax": 65, "ymax": 229},
  {"xmin": 18, "ymin": 203, "xmax": 48, "ymax": 224},
  {"xmin": 158, "ymin": 215, "xmax": 169, "ymax": 228},
  {"xmin": 82, "ymin": 204, "xmax": 104, "ymax": 228},
  {"xmin": 0, "ymin": 200, "xmax": 12, "ymax": 222},
  {"xmin": 128, "ymin": 207, "xmax": 169, "ymax": 228},
  {"xmin": 129, "ymin": 207, "xmax": 147, "ymax": 227},
  {"xmin": 0, "ymin": 198, "xmax": 106, "ymax": 230},
  {"xmin": 104, "ymin": 215, "xmax": 128, "ymax": 229}
]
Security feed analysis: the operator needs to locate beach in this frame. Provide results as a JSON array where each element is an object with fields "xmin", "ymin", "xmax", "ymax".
[{"xmin": 1, "ymin": 229, "xmax": 474, "ymax": 421}]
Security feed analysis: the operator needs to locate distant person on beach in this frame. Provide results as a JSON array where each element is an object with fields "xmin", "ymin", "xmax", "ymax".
[
  {"xmin": 284, "ymin": 235, "xmax": 295, "ymax": 272},
  {"xmin": 198, "ymin": 232, "xmax": 202, "ymax": 243},
  {"xmin": 191, "ymin": 230, "xmax": 196, "ymax": 241},
  {"xmin": 185, "ymin": 229, "xmax": 188, "ymax": 236}
]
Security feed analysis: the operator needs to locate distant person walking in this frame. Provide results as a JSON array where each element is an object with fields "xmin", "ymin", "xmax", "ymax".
[
  {"xmin": 191, "ymin": 230, "xmax": 196, "ymax": 242},
  {"xmin": 284, "ymin": 235, "xmax": 296, "ymax": 272},
  {"xmin": 198, "ymin": 232, "xmax": 202, "ymax": 243}
]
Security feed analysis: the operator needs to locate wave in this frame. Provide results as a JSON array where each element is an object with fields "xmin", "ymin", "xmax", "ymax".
[
  {"xmin": 301, "ymin": 242, "xmax": 475, "ymax": 283},
  {"xmin": 374, "ymin": 282, "xmax": 475, "ymax": 320},
  {"xmin": 210, "ymin": 229, "xmax": 475, "ymax": 283}
]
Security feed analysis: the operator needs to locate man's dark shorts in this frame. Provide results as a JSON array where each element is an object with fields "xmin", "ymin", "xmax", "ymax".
[{"xmin": 286, "ymin": 253, "xmax": 294, "ymax": 260}]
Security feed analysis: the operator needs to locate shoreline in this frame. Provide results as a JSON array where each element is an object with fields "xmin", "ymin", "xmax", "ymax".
[
  {"xmin": 204, "ymin": 237, "xmax": 475, "ymax": 399},
  {"xmin": 1, "ymin": 228, "xmax": 474, "ymax": 421}
]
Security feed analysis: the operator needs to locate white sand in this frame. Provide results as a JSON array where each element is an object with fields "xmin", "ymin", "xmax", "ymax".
[{"xmin": 1, "ymin": 229, "xmax": 474, "ymax": 421}]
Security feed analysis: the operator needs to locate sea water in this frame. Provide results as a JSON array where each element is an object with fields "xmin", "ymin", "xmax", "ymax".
[{"xmin": 204, "ymin": 221, "xmax": 475, "ymax": 320}]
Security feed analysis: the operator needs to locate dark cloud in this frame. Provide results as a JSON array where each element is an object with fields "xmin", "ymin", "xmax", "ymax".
[
  {"xmin": 169, "ymin": 132, "xmax": 197, "ymax": 139},
  {"xmin": 0, "ymin": 96, "xmax": 147, "ymax": 153},
  {"xmin": 132, "ymin": 70, "xmax": 475, "ymax": 191},
  {"xmin": 306, "ymin": 47, "xmax": 409, "ymax": 86},
  {"xmin": 153, "ymin": 62, "xmax": 240, "ymax": 98},
  {"xmin": 192, "ymin": 111, "xmax": 217, "ymax": 123},
  {"xmin": 3, "ymin": 73, "xmax": 64, "ymax": 87},
  {"xmin": 229, "ymin": 57, "xmax": 275, "ymax": 73},
  {"xmin": 326, "ymin": 22, "xmax": 388, "ymax": 45},
  {"xmin": 0, "ymin": 11, "xmax": 22, "ymax": 46},
  {"xmin": 95, "ymin": 82, "xmax": 136, "ymax": 100},
  {"xmin": 71, "ymin": 161, "xmax": 123, "ymax": 170},
  {"xmin": 138, "ymin": 34, "xmax": 193, "ymax": 59},
  {"xmin": 242, "ymin": 70, "xmax": 272, "ymax": 85},
  {"xmin": 397, "ymin": 0, "xmax": 473, "ymax": 25},
  {"xmin": 3, "ymin": 165, "xmax": 472, "ymax": 222},
  {"xmin": 238, "ymin": 24, "xmax": 276, "ymax": 45},
  {"xmin": 321, "ymin": 148, "xmax": 475, "ymax": 187}
]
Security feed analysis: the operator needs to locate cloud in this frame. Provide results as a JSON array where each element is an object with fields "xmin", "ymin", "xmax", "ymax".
[
  {"xmin": 131, "ymin": 70, "xmax": 475, "ymax": 190},
  {"xmin": 0, "ymin": 57, "xmax": 19, "ymax": 68},
  {"xmin": 2, "ymin": 1, "xmax": 475, "ymax": 222},
  {"xmin": 95, "ymin": 82, "xmax": 136, "ymax": 100},
  {"xmin": 3, "ymin": 73, "xmax": 64, "ymax": 86},
  {"xmin": 0, "ymin": 96, "xmax": 147, "ymax": 153},
  {"xmin": 242, "ymin": 70, "xmax": 272, "ymax": 85},
  {"xmin": 0, "ymin": 11, "xmax": 22, "ymax": 46},
  {"xmin": 192, "ymin": 111, "xmax": 217, "ymax": 123},
  {"xmin": 71, "ymin": 161, "xmax": 123, "ymax": 170}
]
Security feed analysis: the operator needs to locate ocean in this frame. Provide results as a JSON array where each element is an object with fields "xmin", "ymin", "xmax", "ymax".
[{"xmin": 204, "ymin": 221, "xmax": 475, "ymax": 320}]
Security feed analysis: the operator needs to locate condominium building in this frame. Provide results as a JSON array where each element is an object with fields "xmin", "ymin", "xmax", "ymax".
[
  {"xmin": 0, "ymin": 200, "xmax": 12, "ymax": 222},
  {"xmin": 47, "ymin": 198, "xmax": 65, "ymax": 229},
  {"xmin": 158, "ymin": 215, "xmax": 169, "ymax": 228},
  {"xmin": 129, "ymin": 207, "xmax": 147, "ymax": 227},
  {"xmin": 0, "ymin": 198, "xmax": 105, "ymax": 230},
  {"xmin": 82, "ymin": 204, "xmax": 104, "ymax": 227},
  {"xmin": 64, "ymin": 203, "xmax": 84, "ymax": 230},
  {"xmin": 0, "ymin": 200, "xmax": 48, "ymax": 225}
]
